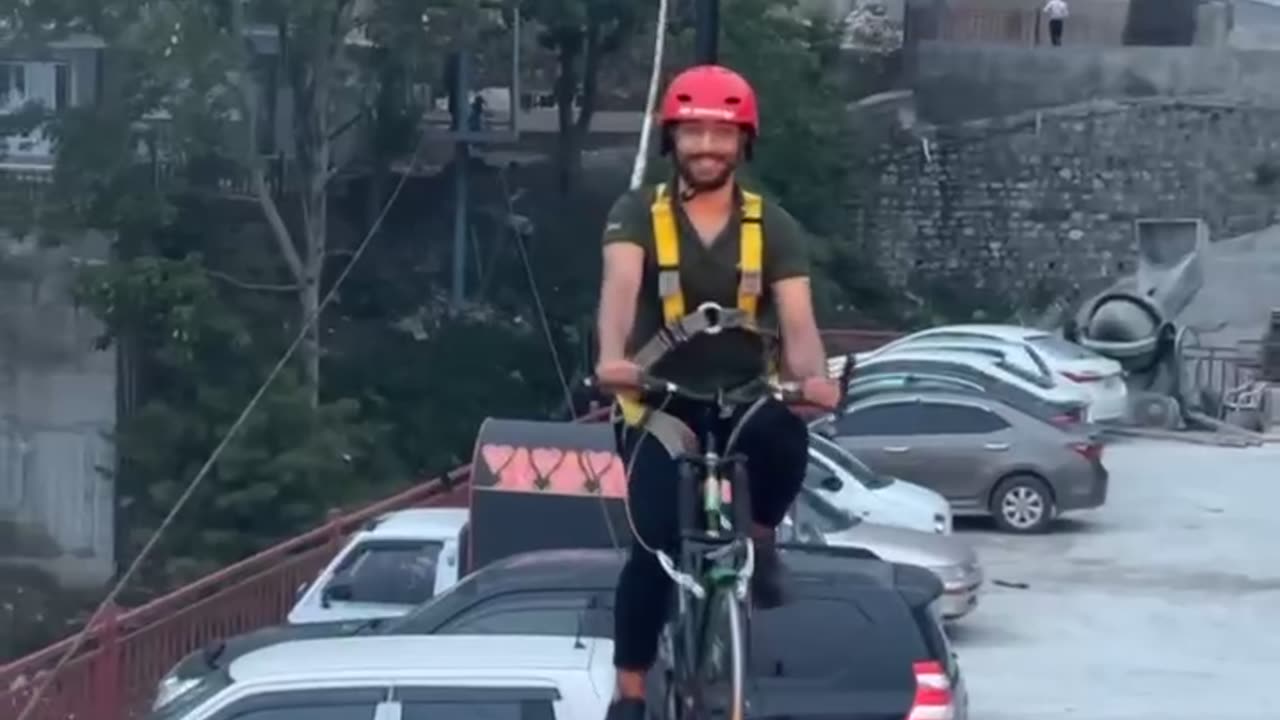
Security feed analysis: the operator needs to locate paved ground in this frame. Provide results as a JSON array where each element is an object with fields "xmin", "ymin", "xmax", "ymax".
[{"xmin": 949, "ymin": 438, "xmax": 1280, "ymax": 720}]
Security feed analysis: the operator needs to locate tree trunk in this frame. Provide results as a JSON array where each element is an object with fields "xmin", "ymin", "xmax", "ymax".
[{"xmin": 554, "ymin": 40, "xmax": 582, "ymax": 194}]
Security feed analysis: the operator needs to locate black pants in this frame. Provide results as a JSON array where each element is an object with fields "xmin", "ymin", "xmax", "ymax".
[
  {"xmin": 1049, "ymin": 18, "xmax": 1064, "ymax": 46},
  {"xmin": 612, "ymin": 396, "xmax": 809, "ymax": 670}
]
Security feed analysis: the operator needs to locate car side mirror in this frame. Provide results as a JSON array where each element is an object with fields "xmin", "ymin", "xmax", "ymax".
[{"xmin": 818, "ymin": 474, "xmax": 843, "ymax": 493}]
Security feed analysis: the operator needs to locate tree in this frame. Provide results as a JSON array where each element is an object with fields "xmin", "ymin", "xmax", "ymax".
[
  {"xmin": 718, "ymin": 0, "xmax": 900, "ymax": 325},
  {"xmin": 519, "ymin": 0, "xmax": 647, "ymax": 192}
]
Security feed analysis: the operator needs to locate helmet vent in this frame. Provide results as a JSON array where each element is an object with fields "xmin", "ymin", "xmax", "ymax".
[
  {"xmin": 724, "ymin": 96, "xmax": 741, "ymax": 105},
  {"xmin": 676, "ymin": 93, "xmax": 692, "ymax": 102}
]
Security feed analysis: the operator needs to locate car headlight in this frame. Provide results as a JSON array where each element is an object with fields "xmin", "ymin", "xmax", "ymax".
[{"xmin": 153, "ymin": 674, "xmax": 202, "ymax": 710}]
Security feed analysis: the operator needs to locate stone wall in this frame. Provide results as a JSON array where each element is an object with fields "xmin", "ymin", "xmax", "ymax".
[{"xmin": 857, "ymin": 97, "xmax": 1280, "ymax": 309}]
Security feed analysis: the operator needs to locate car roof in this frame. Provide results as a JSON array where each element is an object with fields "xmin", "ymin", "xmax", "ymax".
[
  {"xmin": 849, "ymin": 388, "xmax": 1017, "ymax": 413},
  {"xmin": 229, "ymin": 634, "xmax": 599, "ymax": 682},
  {"xmin": 393, "ymin": 545, "xmax": 929, "ymax": 632},
  {"xmin": 363, "ymin": 507, "xmax": 469, "ymax": 536},
  {"xmin": 862, "ymin": 348, "xmax": 1005, "ymax": 366},
  {"xmin": 914, "ymin": 324, "xmax": 1048, "ymax": 340}
]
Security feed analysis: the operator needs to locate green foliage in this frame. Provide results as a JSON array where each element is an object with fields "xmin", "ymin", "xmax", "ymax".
[
  {"xmin": 75, "ymin": 249, "xmax": 399, "ymax": 590},
  {"xmin": 719, "ymin": 0, "xmax": 901, "ymax": 326}
]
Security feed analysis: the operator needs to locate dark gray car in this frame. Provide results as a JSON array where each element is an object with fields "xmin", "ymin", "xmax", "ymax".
[{"xmin": 814, "ymin": 390, "xmax": 1108, "ymax": 533}]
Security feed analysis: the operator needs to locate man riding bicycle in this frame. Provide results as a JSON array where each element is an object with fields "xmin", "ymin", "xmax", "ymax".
[{"xmin": 593, "ymin": 64, "xmax": 841, "ymax": 720}]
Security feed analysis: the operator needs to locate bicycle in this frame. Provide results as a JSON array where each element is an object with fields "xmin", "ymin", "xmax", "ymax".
[{"xmin": 593, "ymin": 310, "xmax": 852, "ymax": 720}]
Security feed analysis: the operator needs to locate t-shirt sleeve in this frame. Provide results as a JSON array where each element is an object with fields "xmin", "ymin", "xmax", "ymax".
[
  {"xmin": 602, "ymin": 189, "xmax": 649, "ymax": 248},
  {"xmin": 763, "ymin": 201, "xmax": 811, "ymax": 283}
]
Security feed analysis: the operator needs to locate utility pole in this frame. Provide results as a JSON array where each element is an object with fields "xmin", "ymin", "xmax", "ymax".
[
  {"xmin": 694, "ymin": 0, "xmax": 720, "ymax": 64},
  {"xmin": 448, "ymin": 49, "xmax": 472, "ymax": 307}
]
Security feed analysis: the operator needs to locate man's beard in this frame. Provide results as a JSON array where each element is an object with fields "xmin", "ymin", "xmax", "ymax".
[{"xmin": 676, "ymin": 153, "xmax": 737, "ymax": 194}]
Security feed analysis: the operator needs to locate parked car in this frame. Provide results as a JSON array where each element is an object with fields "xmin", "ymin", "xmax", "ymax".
[
  {"xmin": 155, "ymin": 548, "xmax": 970, "ymax": 720},
  {"xmin": 836, "ymin": 348, "xmax": 1091, "ymax": 427},
  {"xmin": 814, "ymin": 390, "xmax": 1109, "ymax": 533},
  {"xmin": 854, "ymin": 323, "xmax": 1128, "ymax": 422},
  {"xmin": 288, "ymin": 507, "xmax": 469, "ymax": 625},
  {"xmin": 783, "ymin": 485, "xmax": 983, "ymax": 621},
  {"xmin": 148, "ymin": 634, "xmax": 616, "ymax": 720},
  {"xmin": 807, "ymin": 432, "xmax": 953, "ymax": 534}
]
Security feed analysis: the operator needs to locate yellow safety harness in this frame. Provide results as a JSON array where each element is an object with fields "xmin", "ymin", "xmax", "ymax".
[{"xmin": 616, "ymin": 183, "xmax": 766, "ymax": 427}]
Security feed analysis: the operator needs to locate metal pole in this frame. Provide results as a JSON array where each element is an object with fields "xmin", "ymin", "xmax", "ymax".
[
  {"xmin": 694, "ymin": 0, "xmax": 719, "ymax": 64},
  {"xmin": 452, "ymin": 142, "xmax": 469, "ymax": 306},
  {"xmin": 451, "ymin": 50, "xmax": 472, "ymax": 307}
]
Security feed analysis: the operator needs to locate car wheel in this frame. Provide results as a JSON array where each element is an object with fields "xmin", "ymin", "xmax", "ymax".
[{"xmin": 990, "ymin": 474, "xmax": 1055, "ymax": 534}]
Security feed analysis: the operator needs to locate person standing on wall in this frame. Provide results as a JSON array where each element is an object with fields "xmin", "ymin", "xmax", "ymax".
[{"xmin": 1044, "ymin": 0, "xmax": 1069, "ymax": 46}]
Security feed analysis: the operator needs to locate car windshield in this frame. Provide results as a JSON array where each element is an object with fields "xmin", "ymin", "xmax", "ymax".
[
  {"xmin": 810, "ymin": 434, "xmax": 893, "ymax": 489},
  {"xmin": 1028, "ymin": 333, "xmax": 1103, "ymax": 361},
  {"xmin": 324, "ymin": 540, "xmax": 443, "ymax": 606},
  {"xmin": 794, "ymin": 486, "xmax": 860, "ymax": 533}
]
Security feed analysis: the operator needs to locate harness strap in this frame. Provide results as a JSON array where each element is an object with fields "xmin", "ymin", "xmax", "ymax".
[
  {"xmin": 738, "ymin": 190, "xmax": 764, "ymax": 319},
  {"xmin": 652, "ymin": 183, "xmax": 685, "ymax": 324},
  {"xmin": 617, "ymin": 185, "xmax": 770, "ymax": 432}
]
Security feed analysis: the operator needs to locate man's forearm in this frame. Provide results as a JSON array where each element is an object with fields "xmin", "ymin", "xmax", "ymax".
[
  {"xmin": 596, "ymin": 289, "xmax": 636, "ymax": 362},
  {"xmin": 782, "ymin": 326, "xmax": 827, "ymax": 379}
]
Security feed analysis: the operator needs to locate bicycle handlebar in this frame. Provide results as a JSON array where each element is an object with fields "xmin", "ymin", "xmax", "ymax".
[{"xmin": 586, "ymin": 356, "xmax": 855, "ymax": 413}]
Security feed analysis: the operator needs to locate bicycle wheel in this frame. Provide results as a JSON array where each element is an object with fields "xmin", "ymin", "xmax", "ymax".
[{"xmin": 696, "ymin": 588, "xmax": 748, "ymax": 720}]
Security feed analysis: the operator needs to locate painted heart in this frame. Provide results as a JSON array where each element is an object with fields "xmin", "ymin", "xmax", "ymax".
[
  {"xmin": 481, "ymin": 444, "xmax": 515, "ymax": 473},
  {"xmin": 530, "ymin": 447, "xmax": 566, "ymax": 490},
  {"xmin": 548, "ymin": 451, "xmax": 589, "ymax": 493},
  {"xmin": 595, "ymin": 455, "xmax": 627, "ymax": 499},
  {"xmin": 498, "ymin": 448, "xmax": 538, "ymax": 491}
]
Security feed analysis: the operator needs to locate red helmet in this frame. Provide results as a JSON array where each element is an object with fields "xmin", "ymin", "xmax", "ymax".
[{"xmin": 659, "ymin": 65, "xmax": 759, "ymax": 136}]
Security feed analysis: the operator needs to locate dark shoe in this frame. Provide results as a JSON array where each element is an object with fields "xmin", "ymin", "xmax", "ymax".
[
  {"xmin": 604, "ymin": 698, "xmax": 647, "ymax": 720},
  {"xmin": 750, "ymin": 539, "xmax": 787, "ymax": 609}
]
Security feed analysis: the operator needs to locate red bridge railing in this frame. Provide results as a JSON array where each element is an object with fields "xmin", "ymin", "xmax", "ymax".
[{"xmin": 0, "ymin": 328, "xmax": 900, "ymax": 720}]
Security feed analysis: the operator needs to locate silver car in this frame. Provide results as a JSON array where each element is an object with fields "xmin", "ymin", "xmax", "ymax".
[
  {"xmin": 782, "ymin": 486, "xmax": 984, "ymax": 621},
  {"xmin": 814, "ymin": 390, "xmax": 1109, "ymax": 533}
]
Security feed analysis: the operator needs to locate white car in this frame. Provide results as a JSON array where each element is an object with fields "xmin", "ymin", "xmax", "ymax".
[
  {"xmin": 287, "ymin": 507, "xmax": 468, "ymax": 625},
  {"xmin": 808, "ymin": 432, "xmax": 953, "ymax": 534},
  {"xmin": 852, "ymin": 324, "xmax": 1128, "ymax": 422},
  {"xmin": 834, "ymin": 347, "xmax": 1094, "ymax": 425},
  {"xmin": 155, "ymin": 634, "xmax": 614, "ymax": 720}
]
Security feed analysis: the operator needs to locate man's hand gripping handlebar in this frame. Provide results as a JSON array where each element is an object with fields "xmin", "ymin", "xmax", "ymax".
[{"xmin": 591, "ymin": 356, "xmax": 854, "ymax": 414}]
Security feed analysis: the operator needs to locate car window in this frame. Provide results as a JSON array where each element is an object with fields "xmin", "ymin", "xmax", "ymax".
[
  {"xmin": 397, "ymin": 687, "xmax": 558, "ymax": 720},
  {"xmin": 848, "ymin": 373, "xmax": 981, "ymax": 400},
  {"xmin": 834, "ymin": 403, "xmax": 919, "ymax": 436},
  {"xmin": 915, "ymin": 403, "xmax": 1010, "ymax": 435},
  {"xmin": 808, "ymin": 436, "xmax": 891, "ymax": 490},
  {"xmin": 860, "ymin": 359, "xmax": 987, "ymax": 387},
  {"xmin": 232, "ymin": 708, "xmax": 375, "ymax": 720},
  {"xmin": 402, "ymin": 700, "xmax": 554, "ymax": 720},
  {"xmin": 1028, "ymin": 333, "xmax": 1100, "ymax": 361},
  {"xmin": 794, "ymin": 488, "xmax": 857, "ymax": 534},
  {"xmin": 326, "ymin": 540, "xmax": 443, "ymax": 605},
  {"xmin": 993, "ymin": 356, "xmax": 1054, "ymax": 389},
  {"xmin": 434, "ymin": 591, "xmax": 611, "ymax": 638},
  {"xmin": 216, "ymin": 689, "xmax": 385, "ymax": 720},
  {"xmin": 752, "ymin": 593, "xmax": 924, "ymax": 689}
]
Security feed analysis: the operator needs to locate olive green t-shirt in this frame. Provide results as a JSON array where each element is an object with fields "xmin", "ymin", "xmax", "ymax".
[{"xmin": 601, "ymin": 183, "xmax": 811, "ymax": 394}]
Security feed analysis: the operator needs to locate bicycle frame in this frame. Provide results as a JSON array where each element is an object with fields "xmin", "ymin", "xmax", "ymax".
[{"xmin": 656, "ymin": 392, "xmax": 765, "ymax": 720}]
